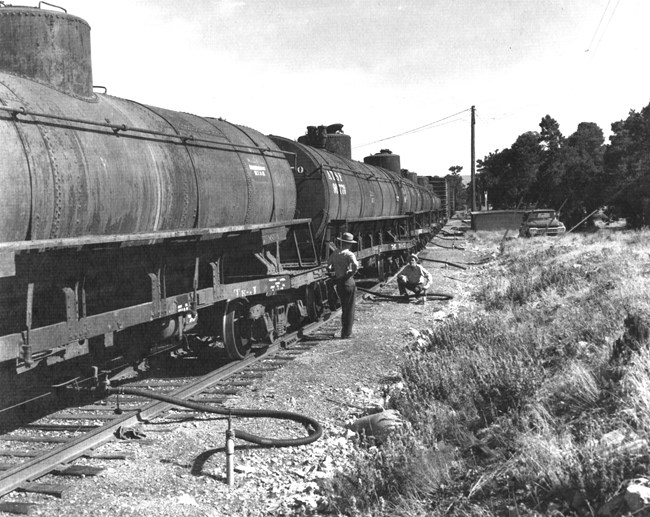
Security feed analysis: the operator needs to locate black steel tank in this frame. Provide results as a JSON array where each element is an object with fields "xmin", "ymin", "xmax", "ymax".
[
  {"xmin": 400, "ymin": 176, "xmax": 418, "ymax": 213},
  {"xmin": 398, "ymin": 172, "xmax": 438, "ymax": 214},
  {"xmin": 297, "ymin": 124, "xmax": 352, "ymax": 160},
  {"xmin": 364, "ymin": 148, "xmax": 436, "ymax": 213},
  {"xmin": 0, "ymin": 7, "xmax": 296, "ymax": 243},
  {"xmin": 363, "ymin": 149, "xmax": 401, "ymax": 174},
  {"xmin": 323, "ymin": 124, "xmax": 352, "ymax": 160},
  {"xmin": 270, "ymin": 135, "xmax": 402, "ymax": 241}
]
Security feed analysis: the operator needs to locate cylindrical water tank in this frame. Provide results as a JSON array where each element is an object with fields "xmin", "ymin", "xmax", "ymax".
[
  {"xmin": 0, "ymin": 8, "xmax": 296, "ymax": 243},
  {"xmin": 0, "ymin": 7, "xmax": 93, "ymax": 98},
  {"xmin": 363, "ymin": 149, "xmax": 401, "ymax": 174},
  {"xmin": 270, "ymin": 136, "xmax": 402, "ymax": 241}
]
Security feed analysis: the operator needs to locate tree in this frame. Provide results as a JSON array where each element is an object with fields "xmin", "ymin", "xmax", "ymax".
[
  {"xmin": 536, "ymin": 115, "xmax": 566, "ymax": 208},
  {"xmin": 604, "ymin": 102, "xmax": 650, "ymax": 227},
  {"xmin": 539, "ymin": 115, "xmax": 564, "ymax": 151},
  {"xmin": 560, "ymin": 122, "xmax": 605, "ymax": 226},
  {"xmin": 446, "ymin": 166, "xmax": 467, "ymax": 210},
  {"xmin": 508, "ymin": 132, "xmax": 542, "ymax": 204},
  {"xmin": 476, "ymin": 132, "xmax": 541, "ymax": 208},
  {"xmin": 476, "ymin": 149, "xmax": 510, "ymax": 208}
]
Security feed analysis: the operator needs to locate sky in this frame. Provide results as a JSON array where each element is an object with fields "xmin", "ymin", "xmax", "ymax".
[{"xmin": 31, "ymin": 0, "xmax": 650, "ymax": 178}]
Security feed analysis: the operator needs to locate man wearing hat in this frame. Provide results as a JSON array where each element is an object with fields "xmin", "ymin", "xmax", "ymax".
[
  {"xmin": 397, "ymin": 254, "xmax": 432, "ymax": 304},
  {"xmin": 327, "ymin": 232, "xmax": 359, "ymax": 339}
]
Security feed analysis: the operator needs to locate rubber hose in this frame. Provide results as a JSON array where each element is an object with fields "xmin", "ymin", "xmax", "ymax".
[
  {"xmin": 417, "ymin": 257, "xmax": 467, "ymax": 269},
  {"xmin": 421, "ymin": 256, "xmax": 493, "ymax": 267},
  {"xmin": 430, "ymin": 241, "xmax": 466, "ymax": 251},
  {"xmin": 357, "ymin": 286, "xmax": 454, "ymax": 301},
  {"xmin": 105, "ymin": 387, "xmax": 322, "ymax": 448}
]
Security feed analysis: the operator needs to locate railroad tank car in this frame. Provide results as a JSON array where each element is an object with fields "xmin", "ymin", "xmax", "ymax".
[
  {"xmin": 364, "ymin": 148, "xmax": 439, "ymax": 215},
  {"xmin": 271, "ymin": 128, "xmax": 438, "ymax": 248},
  {"xmin": 0, "ymin": 6, "xmax": 307, "ymax": 401},
  {"xmin": 0, "ymin": 7, "xmax": 296, "ymax": 243},
  {"xmin": 0, "ymin": 5, "xmax": 442, "ymax": 413}
]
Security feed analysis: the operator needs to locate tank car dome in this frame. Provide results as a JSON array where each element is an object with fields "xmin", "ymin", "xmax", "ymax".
[
  {"xmin": 0, "ymin": 6, "xmax": 93, "ymax": 98},
  {"xmin": 363, "ymin": 149, "xmax": 401, "ymax": 174}
]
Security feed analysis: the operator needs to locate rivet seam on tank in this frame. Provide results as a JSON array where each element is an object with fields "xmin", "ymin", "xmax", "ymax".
[{"xmin": 0, "ymin": 10, "xmax": 91, "ymax": 29}]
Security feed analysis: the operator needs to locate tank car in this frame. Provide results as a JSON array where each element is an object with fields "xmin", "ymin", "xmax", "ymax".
[
  {"xmin": 0, "ymin": 6, "xmax": 307, "ymax": 404},
  {"xmin": 272, "ymin": 129, "xmax": 440, "ymax": 279},
  {"xmin": 0, "ymin": 5, "xmax": 441, "ymax": 411}
]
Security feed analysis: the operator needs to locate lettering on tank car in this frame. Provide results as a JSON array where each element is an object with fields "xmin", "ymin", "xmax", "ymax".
[
  {"xmin": 233, "ymin": 286, "xmax": 258, "ymax": 297},
  {"xmin": 248, "ymin": 164, "xmax": 267, "ymax": 177},
  {"xmin": 324, "ymin": 169, "xmax": 347, "ymax": 196}
]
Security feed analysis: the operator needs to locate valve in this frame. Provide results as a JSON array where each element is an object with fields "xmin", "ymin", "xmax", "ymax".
[{"xmin": 225, "ymin": 412, "xmax": 235, "ymax": 487}]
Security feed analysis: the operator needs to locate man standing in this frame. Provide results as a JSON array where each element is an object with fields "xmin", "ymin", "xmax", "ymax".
[
  {"xmin": 327, "ymin": 232, "xmax": 359, "ymax": 339},
  {"xmin": 397, "ymin": 254, "xmax": 432, "ymax": 304}
]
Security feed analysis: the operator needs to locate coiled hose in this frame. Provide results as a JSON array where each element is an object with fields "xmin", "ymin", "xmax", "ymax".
[{"xmin": 105, "ymin": 386, "xmax": 322, "ymax": 448}]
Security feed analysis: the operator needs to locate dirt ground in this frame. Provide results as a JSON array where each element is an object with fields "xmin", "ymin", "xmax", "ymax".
[{"xmin": 3, "ymin": 221, "xmax": 492, "ymax": 517}]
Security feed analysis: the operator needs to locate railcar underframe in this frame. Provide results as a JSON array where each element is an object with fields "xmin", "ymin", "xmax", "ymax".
[{"xmin": 0, "ymin": 211, "xmax": 438, "ymax": 409}]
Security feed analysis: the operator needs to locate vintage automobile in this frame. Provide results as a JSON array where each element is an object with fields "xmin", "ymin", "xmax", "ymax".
[{"xmin": 519, "ymin": 209, "xmax": 566, "ymax": 237}]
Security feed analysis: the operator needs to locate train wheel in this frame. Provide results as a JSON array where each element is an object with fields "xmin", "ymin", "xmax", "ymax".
[
  {"xmin": 305, "ymin": 282, "xmax": 324, "ymax": 321},
  {"xmin": 223, "ymin": 298, "xmax": 252, "ymax": 359},
  {"xmin": 377, "ymin": 258, "xmax": 386, "ymax": 282}
]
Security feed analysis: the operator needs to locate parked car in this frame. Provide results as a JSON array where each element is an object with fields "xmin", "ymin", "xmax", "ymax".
[{"xmin": 519, "ymin": 209, "xmax": 566, "ymax": 237}]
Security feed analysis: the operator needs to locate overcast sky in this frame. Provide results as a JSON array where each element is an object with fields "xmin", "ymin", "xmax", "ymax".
[{"xmin": 52, "ymin": 0, "xmax": 650, "ymax": 178}]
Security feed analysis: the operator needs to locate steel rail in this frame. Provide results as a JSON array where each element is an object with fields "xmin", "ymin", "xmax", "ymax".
[{"xmin": 0, "ymin": 351, "xmax": 267, "ymax": 497}]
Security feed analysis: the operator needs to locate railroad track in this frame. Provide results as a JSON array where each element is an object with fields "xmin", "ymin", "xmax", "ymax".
[
  {"xmin": 0, "ymin": 257, "xmax": 431, "ymax": 515},
  {"xmin": 0, "ymin": 313, "xmax": 339, "ymax": 514}
]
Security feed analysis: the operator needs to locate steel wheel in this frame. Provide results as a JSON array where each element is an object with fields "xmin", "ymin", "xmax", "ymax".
[
  {"xmin": 223, "ymin": 298, "xmax": 251, "ymax": 359},
  {"xmin": 377, "ymin": 258, "xmax": 386, "ymax": 282}
]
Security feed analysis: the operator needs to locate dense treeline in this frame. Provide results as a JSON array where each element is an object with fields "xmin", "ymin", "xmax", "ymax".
[{"xmin": 472, "ymin": 101, "xmax": 650, "ymax": 228}]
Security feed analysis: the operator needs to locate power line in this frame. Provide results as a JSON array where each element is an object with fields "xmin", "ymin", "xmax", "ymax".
[
  {"xmin": 592, "ymin": 0, "xmax": 621, "ymax": 55},
  {"xmin": 586, "ymin": 0, "xmax": 612, "ymax": 52},
  {"xmin": 353, "ymin": 108, "xmax": 470, "ymax": 149},
  {"xmin": 585, "ymin": 0, "xmax": 620, "ymax": 56}
]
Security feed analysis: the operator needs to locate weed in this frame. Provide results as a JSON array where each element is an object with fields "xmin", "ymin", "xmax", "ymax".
[{"xmin": 333, "ymin": 230, "xmax": 650, "ymax": 515}]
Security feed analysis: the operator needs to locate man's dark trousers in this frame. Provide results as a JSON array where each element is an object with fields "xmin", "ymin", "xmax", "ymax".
[{"xmin": 336, "ymin": 277, "xmax": 356, "ymax": 338}]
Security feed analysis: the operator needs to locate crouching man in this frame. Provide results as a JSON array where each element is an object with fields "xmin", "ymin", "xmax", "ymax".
[{"xmin": 397, "ymin": 254, "xmax": 432, "ymax": 304}]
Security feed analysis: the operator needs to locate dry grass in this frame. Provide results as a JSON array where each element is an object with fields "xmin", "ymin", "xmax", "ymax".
[{"xmin": 330, "ymin": 229, "xmax": 650, "ymax": 516}]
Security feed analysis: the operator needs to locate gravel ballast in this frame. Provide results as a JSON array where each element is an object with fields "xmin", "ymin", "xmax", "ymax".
[{"xmin": 1, "ymin": 227, "xmax": 487, "ymax": 517}]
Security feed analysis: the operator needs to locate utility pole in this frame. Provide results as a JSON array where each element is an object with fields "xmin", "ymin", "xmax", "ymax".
[{"xmin": 471, "ymin": 105, "xmax": 476, "ymax": 212}]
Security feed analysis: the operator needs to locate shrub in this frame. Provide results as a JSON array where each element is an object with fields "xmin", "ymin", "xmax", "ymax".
[
  {"xmin": 323, "ymin": 429, "xmax": 457, "ymax": 517},
  {"xmin": 398, "ymin": 314, "xmax": 544, "ymax": 437},
  {"xmin": 332, "ymin": 230, "xmax": 650, "ymax": 515}
]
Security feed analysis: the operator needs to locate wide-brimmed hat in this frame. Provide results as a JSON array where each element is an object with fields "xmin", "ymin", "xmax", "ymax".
[
  {"xmin": 408, "ymin": 254, "xmax": 419, "ymax": 262},
  {"xmin": 337, "ymin": 232, "xmax": 357, "ymax": 244}
]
